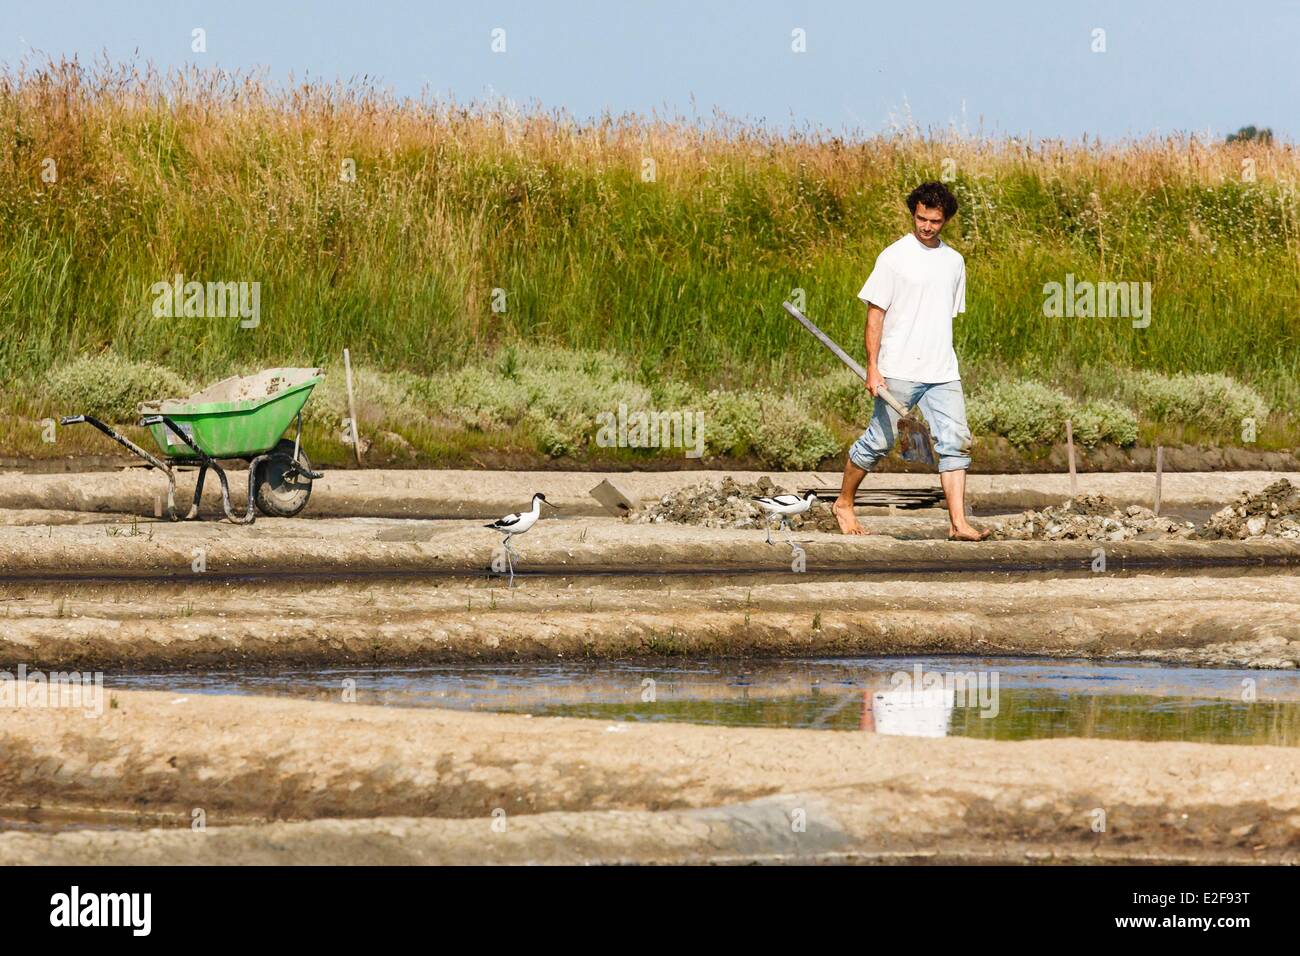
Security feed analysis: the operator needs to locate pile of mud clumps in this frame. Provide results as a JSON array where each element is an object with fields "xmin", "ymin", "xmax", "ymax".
[
  {"xmin": 626, "ymin": 476, "xmax": 837, "ymax": 532},
  {"xmin": 992, "ymin": 494, "xmax": 1195, "ymax": 542},
  {"xmin": 1197, "ymin": 479, "xmax": 1300, "ymax": 539}
]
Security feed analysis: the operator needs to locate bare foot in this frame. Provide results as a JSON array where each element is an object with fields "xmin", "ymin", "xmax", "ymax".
[
  {"xmin": 833, "ymin": 499, "xmax": 869, "ymax": 535},
  {"xmin": 948, "ymin": 524, "xmax": 990, "ymax": 542}
]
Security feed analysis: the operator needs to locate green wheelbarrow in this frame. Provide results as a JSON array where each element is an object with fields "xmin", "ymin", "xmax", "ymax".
[{"xmin": 61, "ymin": 367, "xmax": 326, "ymax": 524}]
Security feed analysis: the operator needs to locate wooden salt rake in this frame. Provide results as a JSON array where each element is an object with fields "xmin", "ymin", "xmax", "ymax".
[{"xmin": 782, "ymin": 301, "xmax": 941, "ymax": 471}]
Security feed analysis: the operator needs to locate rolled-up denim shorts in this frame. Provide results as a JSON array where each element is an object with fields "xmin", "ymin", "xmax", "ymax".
[{"xmin": 848, "ymin": 378, "xmax": 973, "ymax": 474}]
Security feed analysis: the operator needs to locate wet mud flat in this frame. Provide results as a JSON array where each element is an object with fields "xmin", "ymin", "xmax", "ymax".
[
  {"xmin": 4, "ymin": 474, "xmax": 1300, "ymax": 865},
  {"xmin": 2, "ymin": 685, "xmax": 1300, "ymax": 865}
]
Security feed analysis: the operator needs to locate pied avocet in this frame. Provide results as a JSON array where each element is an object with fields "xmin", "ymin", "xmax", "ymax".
[
  {"xmin": 486, "ymin": 492, "xmax": 554, "ymax": 580},
  {"xmin": 753, "ymin": 492, "xmax": 819, "ymax": 544}
]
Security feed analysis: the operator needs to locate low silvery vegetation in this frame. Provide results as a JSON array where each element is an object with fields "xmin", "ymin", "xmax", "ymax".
[{"xmin": 30, "ymin": 348, "xmax": 1282, "ymax": 469}]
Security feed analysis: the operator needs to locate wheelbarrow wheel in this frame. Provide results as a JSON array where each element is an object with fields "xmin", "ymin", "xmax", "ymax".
[{"xmin": 253, "ymin": 439, "xmax": 314, "ymax": 518}]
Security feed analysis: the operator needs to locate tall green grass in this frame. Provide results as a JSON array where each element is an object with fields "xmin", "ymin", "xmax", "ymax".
[{"xmin": 1, "ymin": 58, "xmax": 1298, "ymax": 416}]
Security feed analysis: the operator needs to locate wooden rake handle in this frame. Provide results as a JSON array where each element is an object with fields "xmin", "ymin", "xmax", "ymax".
[{"xmin": 781, "ymin": 301, "xmax": 910, "ymax": 417}]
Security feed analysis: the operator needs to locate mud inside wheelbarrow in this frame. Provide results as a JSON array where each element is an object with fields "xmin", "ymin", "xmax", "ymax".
[
  {"xmin": 140, "ymin": 368, "xmax": 324, "ymax": 414},
  {"xmin": 138, "ymin": 367, "xmax": 323, "ymax": 461}
]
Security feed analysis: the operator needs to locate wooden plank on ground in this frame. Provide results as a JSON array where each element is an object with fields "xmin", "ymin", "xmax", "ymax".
[{"xmin": 589, "ymin": 478, "xmax": 636, "ymax": 516}]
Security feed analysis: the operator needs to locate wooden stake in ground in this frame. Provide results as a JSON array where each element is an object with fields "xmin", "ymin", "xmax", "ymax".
[
  {"xmin": 344, "ymin": 348, "xmax": 362, "ymax": 467},
  {"xmin": 1154, "ymin": 444, "xmax": 1164, "ymax": 516},
  {"xmin": 1065, "ymin": 419, "xmax": 1077, "ymax": 499}
]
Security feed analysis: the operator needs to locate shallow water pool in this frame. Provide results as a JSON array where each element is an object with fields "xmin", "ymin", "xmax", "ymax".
[{"xmin": 107, "ymin": 655, "xmax": 1300, "ymax": 747}]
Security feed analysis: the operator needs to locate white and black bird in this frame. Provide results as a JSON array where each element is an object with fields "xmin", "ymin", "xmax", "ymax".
[
  {"xmin": 753, "ymin": 492, "xmax": 819, "ymax": 544},
  {"xmin": 485, "ymin": 493, "xmax": 553, "ymax": 580}
]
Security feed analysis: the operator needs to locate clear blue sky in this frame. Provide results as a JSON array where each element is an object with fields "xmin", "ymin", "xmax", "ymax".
[{"xmin": 3, "ymin": 0, "xmax": 1295, "ymax": 141}]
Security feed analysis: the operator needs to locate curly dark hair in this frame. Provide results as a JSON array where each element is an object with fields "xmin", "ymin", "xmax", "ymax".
[{"xmin": 906, "ymin": 181, "xmax": 958, "ymax": 219}]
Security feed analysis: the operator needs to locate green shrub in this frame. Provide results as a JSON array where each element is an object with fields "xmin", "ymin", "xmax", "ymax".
[
  {"xmin": 304, "ymin": 348, "xmax": 841, "ymax": 465},
  {"xmin": 808, "ymin": 371, "xmax": 873, "ymax": 423},
  {"xmin": 308, "ymin": 366, "xmax": 425, "ymax": 426},
  {"xmin": 968, "ymin": 380, "xmax": 1138, "ymax": 447},
  {"xmin": 414, "ymin": 365, "xmax": 535, "ymax": 431},
  {"xmin": 702, "ymin": 388, "xmax": 839, "ymax": 469},
  {"xmin": 47, "ymin": 354, "xmax": 194, "ymax": 423},
  {"xmin": 415, "ymin": 347, "xmax": 654, "ymax": 457},
  {"xmin": 699, "ymin": 389, "xmax": 762, "ymax": 457},
  {"xmin": 967, "ymin": 381, "xmax": 1072, "ymax": 447},
  {"xmin": 1125, "ymin": 371, "xmax": 1268, "ymax": 430},
  {"xmin": 649, "ymin": 378, "xmax": 703, "ymax": 409},
  {"xmin": 753, "ymin": 403, "xmax": 841, "ymax": 469},
  {"xmin": 1071, "ymin": 399, "xmax": 1139, "ymax": 447}
]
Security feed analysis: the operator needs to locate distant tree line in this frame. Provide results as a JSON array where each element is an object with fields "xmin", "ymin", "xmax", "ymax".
[{"xmin": 1226, "ymin": 125, "xmax": 1274, "ymax": 144}]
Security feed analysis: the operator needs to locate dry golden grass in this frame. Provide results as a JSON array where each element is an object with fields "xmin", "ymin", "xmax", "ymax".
[{"xmin": 1, "ymin": 57, "xmax": 1297, "ymax": 424}]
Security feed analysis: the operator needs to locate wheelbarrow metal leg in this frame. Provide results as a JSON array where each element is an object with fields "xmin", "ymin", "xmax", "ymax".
[
  {"xmin": 286, "ymin": 413, "xmax": 324, "ymax": 480},
  {"xmin": 239, "ymin": 454, "xmax": 271, "ymax": 524},
  {"xmin": 164, "ymin": 471, "xmax": 179, "ymax": 521},
  {"xmin": 204, "ymin": 454, "xmax": 268, "ymax": 525},
  {"xmin": 184, "ymin": 464, "xmax": 208, "ymax": 521},
  {"xmin": 142, "ymin": 415, "xmax": 262, "ymax": 524},
  {"xmin": 202, "ymin": 455, "xmax": 263, "ymax": 525}
]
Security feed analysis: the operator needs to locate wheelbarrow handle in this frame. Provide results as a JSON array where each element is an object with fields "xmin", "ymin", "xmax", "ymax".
[{"xmin": 59, "ymin": 413, "xmax": 174, "ymax": 475}]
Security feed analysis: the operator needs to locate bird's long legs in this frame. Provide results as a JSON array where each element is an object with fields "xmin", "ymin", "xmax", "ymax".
[
  {"xmin": 500, "ymin": 534, "xmax": 518, "ymax": 583},
  {"xmin": 764, "ymin": 515, "xmax": 798, "ymax": 546},
  {"xmin": 779, "ymin": 517, "xmax": 794, "ymax": 545}
]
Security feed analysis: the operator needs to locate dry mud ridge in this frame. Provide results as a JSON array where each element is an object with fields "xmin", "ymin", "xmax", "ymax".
[
  {"xmin": 3, "ymin": 569, "xmax": 1300, "ymax": 671},
  {"xmin": 1, "ymin": 507, "xmax": 1299, "ymax": 670},
  {"xmin": 2, "ymin": 688, "xmax": 1299, "ymax": 865},
  {"xmin": 3, "ymin": 468, "xmax": 1298, "ymax": 519},
  {"xmin": 3, "ymin": 469, "xmax": 1300, "ymax": 865}
]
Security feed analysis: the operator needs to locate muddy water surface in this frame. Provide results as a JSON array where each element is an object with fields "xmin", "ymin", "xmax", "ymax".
[{"xmin": 108, "ymin": 656, "xmax": 1300, "ymax": 747}]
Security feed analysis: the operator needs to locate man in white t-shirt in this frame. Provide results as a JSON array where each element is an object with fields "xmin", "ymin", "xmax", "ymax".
[{"xmin": 833, "ymin": 181, "xmax": 989, "ymax": 541}]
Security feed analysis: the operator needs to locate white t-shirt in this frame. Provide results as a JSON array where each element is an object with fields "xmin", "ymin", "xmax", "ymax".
[{"xmin": 857, "ymin": 233, "xmax": 966, "ymax": 383}]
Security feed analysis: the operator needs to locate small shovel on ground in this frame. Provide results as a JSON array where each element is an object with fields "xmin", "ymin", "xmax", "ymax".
[{"xmin": 782, "ymin": 301, "xmax": 939, "ymax": 469}]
